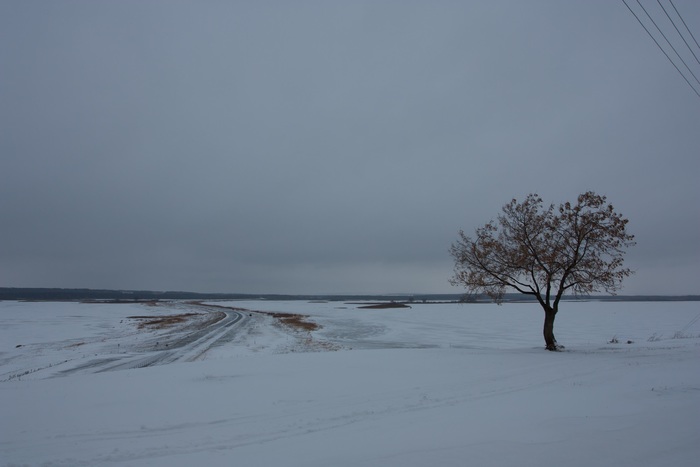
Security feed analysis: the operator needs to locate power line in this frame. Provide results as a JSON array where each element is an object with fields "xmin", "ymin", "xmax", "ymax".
[
  {"xmin": 669, "ymin": 0, "xmax": 700, "ymax": 51},
  {"xmin": 657, "ymin": 0, "xmax": 700, "ymax": 66},
  {"xmin": 635, "ymin": 0, "xmax": 700, "ymax": 86},
  {"xmin": 621, "ymin": 0, "xmax": 700, "ymax": 98}
]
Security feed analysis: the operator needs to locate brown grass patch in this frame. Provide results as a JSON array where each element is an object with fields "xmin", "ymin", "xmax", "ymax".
[
  {"xmin": 262, "ymin": 312, "xmax": 320, "ymax": 332},
  {"xmin": 128, "ymin": 313, "xmax": 199, "ymax": 329}
]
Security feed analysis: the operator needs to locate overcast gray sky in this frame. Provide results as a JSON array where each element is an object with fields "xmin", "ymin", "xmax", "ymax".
[{"xmin": 1, "ymin": 0, "xmax": 698, "ymax": 295}]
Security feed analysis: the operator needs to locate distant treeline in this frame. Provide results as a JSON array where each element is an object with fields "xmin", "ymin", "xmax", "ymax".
[
  {"xmin": 0, "ymin": 288, "xmax": 459, "ymax": 302},
  {"xmin": 1, "ymin": 288, "xmax": 698, "ymax": 303}
]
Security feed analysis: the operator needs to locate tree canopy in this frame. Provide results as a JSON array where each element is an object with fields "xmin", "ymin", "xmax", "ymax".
[{"xmin": 450, "ymin": 192, "xmax": 635, "ymax": 350}]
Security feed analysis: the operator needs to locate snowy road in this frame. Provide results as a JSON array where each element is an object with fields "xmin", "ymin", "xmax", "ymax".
[
  {"xmin": 90, "ymin": 305, "xmax": 247, "ymax": 373},
  {"xmin": 0, "ymin": 301, "xmax": 253, "ymax": 380},
  {"xmin": 2, "ymin": 300, "xmax": 699, "ymax": 467}
]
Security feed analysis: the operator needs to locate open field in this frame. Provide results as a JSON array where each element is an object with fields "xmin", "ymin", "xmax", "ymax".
[{"xmin": 1, "ymin": 299, "xmax": 699, "ymax": 466}]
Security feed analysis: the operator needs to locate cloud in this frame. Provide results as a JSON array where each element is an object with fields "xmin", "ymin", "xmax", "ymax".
[{"xmin": 1, "ymin": 0, "xmax": 698, "ymax": 294}]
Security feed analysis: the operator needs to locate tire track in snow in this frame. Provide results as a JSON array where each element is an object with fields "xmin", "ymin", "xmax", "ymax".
[{"xmin": 59, "ymin": 303, "xmax": 246, "ymax": 375}]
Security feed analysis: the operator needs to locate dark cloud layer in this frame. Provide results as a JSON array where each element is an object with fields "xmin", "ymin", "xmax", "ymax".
[{"xmin": 1, "ymin": 1, "xmax": 698, "ymax": 294}]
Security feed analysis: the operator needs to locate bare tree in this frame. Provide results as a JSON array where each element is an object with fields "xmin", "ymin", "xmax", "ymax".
[{"xmin": 450, "ymin": 192, "xmax": 635, "ymax": 351}]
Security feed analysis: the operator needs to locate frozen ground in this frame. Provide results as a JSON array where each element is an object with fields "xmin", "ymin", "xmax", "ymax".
[{"xmin": 1, "ymin": 299, "xmax": 699, "ymax": 466}]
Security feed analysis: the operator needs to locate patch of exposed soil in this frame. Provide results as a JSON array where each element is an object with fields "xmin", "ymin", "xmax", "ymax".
[
  {"xmin": 127, "ymin": 313, "xmax": 201, "ymax": 330},
  {"xmin": 196, "ymin": 302, "xmax": 321, "ymax": 333},
  {"xmin": 260, "ymin": 312, "xmax": 320, "ymax": 331},
  {"xmin": 184, "ymin": 302, "xmax": 332, "ymax": 350}
]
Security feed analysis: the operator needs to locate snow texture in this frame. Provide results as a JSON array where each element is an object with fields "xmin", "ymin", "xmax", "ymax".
[{"xmin": 1, "ymin": 299, "xmax": 699, "ymax": 466}]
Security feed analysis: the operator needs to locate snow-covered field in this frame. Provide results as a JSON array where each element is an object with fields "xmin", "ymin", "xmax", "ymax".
[{"xmin": 1, "ymin": 299, "xmax": 699, "ymax": 466}]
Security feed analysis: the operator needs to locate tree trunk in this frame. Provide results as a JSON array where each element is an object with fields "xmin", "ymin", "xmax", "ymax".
[{"xmin": 543, "ymin": 306, "xmax": 559, "ymax": 351}]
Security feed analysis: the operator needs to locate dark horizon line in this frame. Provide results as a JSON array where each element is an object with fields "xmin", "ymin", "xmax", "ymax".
[{"xmin": 1, "ymin": 287, "xmax": 699, "ymax": 303}]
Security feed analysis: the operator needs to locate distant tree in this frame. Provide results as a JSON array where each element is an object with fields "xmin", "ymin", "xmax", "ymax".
[{"xmin": 449, "ymin": 192, "xmax": 635, "ymax": 351}]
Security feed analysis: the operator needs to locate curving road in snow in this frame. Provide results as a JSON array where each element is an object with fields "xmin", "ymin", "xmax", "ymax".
[
  {"xmin": 0, "ymin": 301, "xmax": 253, "ymax": 381},
  {"xmin": 92, "ymin": 305, "xmax": 247, "ymax": 373}
]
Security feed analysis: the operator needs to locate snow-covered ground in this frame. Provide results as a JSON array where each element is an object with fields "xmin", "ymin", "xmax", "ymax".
[{"xmin": 1, "ymin": 299, "xmax": 699, "ymax": 466}]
